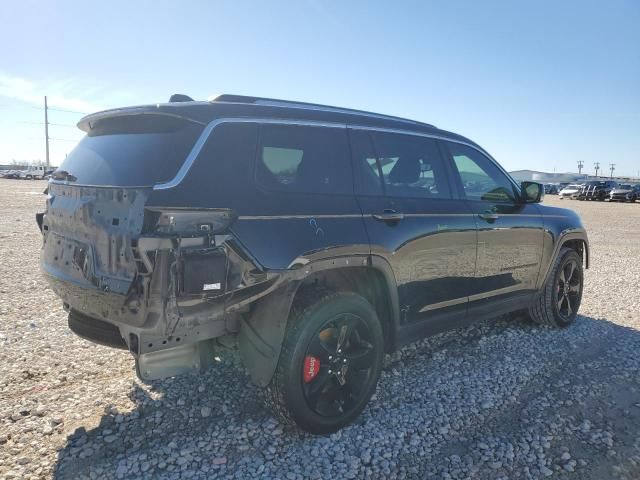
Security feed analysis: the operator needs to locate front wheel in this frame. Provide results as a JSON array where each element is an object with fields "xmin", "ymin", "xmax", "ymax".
[
  {"xmin": 264, "ymin": 291, "xmax": 384, "ymax": 434},
  {"xmin": 528, "ymin": 248, "xmax": 584, "ymax": 327}
]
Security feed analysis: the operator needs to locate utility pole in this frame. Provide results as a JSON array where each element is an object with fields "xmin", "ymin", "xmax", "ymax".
[
  {"xmin": 577, "ymin": 160, "xmax": 583, "ymax": 175},
  {"xmin": 609, "ymin": 163, "xmax": 615, "ymax": 178},
  {"xmin": 594, "ymin": 162, "xmax": 600, "ymax": 177},
  {"xmin": 44, "ymin": 96, "xmax": 50, "ymax": 169}
]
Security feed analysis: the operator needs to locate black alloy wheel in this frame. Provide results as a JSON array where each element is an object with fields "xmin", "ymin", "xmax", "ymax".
[
  {"xmin": 554, "ymin": 257, "xmax": 582, "ymax": 322},
  {"xmin": 265, "ymin": 292, "xmax": 384, "ymax": 434},
  {"xmin": 302, "ymin": 313, "xmax": 376, "ymax": 417},
  {"xmin": 529, "ymin": 247, "xmax": 584, "ymax": 327}
]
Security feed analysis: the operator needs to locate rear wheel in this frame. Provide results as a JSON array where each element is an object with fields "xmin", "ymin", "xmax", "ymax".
[
  {"xmin": 528, "ymin": 248, "xmax": 583, "ymax": 327},
  {"xmin": 264, "ymin": 291, "xmax": 384, "ymax": 434}
]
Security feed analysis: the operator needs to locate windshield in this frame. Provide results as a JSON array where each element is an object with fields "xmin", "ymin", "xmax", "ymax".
[{"xmin": 56, "ymin": 115, "xmax": 204, "ymax": 187}]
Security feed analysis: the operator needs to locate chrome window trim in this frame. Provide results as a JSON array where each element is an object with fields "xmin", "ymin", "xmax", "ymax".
[
  {"xmin": 154, "ymin": 118, "xmax": 346, "ymax": 190},
  {"xmin": 153, "ymin": 117, "xmax": 519, "ymax": 193}
]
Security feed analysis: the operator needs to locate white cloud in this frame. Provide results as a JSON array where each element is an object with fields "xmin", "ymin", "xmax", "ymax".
[{"xmin": 0, "ymin": 72, "xmax": 125, "ymax": 113}]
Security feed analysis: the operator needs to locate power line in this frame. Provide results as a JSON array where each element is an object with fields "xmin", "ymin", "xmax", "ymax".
[
  {"xmin": 32, "ymin": 105, "xmax": 88, "ymax": 115},
  {"xmin": 18, "ymin": 121, "xmax": 77, "ymax": 127}
]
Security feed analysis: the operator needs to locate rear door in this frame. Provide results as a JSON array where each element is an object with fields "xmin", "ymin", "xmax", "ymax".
[
  {"xmin": 350, "ymin": 129, "xmax": 477, "ymax": 329},
  {"xmin": 441, "ymin": 140, "xmax": 544, "ymax": 306}
]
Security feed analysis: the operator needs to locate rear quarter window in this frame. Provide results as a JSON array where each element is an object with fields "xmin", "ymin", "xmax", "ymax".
[
  {"xmin": 57, "ymin": 115, "xmax": 204, "ymax": 187},
  {"xmin": 255, "ymin": 124, "xmax": 352, "ymax": 195}
]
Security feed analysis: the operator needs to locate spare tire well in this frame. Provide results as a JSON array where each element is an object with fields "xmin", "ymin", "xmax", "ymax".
[{"xmin": 294, "ymin": 267, "xmax": 395, "ymax": 353}]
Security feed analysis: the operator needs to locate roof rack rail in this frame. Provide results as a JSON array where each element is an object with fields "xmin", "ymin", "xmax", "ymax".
[{"xmin": 210, "ymin": 94, "xmax": 435, "ymax": 128}]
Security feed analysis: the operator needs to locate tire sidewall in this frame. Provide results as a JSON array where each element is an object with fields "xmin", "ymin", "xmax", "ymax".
[{"xmin": 284, "ymin": 293, "xmax": 384, "ymax": 433}]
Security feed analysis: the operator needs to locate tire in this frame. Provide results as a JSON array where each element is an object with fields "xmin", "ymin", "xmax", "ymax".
[
  {"xmin": 528, "ymin": 247, "xmax": 583, "ymax": 328},
  {"xmin": 264, "ymin": 291, "xmax": 384, "ymax": 434}
]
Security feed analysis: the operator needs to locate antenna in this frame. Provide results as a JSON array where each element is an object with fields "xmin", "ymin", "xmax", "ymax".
[
  {"xmin": 577, "ymin": 160, "xmax": 583, "ymax": 175},
  {"xmin": 594, "ymin": 162, "xmax": 600, "ymax": 177},
  {"xmin": 609, "ymin": 163, "xmax": 615, "ymax": 178}
]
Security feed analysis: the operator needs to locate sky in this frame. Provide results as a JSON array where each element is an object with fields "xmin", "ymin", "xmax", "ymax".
[{"xmin": 0, "ymin": 0, "xmax": 638, "ymax": 176}]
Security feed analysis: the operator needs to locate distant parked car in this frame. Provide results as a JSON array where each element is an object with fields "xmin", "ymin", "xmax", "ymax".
[
  {"xmin": 2, "ymin": 170, "xmax": 21, "ymax": 179},
  {"xmin": 544, "ymin": 184, "xmax": 559, "ymax": 195},
  {"xmin": 578, "ymin": 180, "xmax": 617, "ymax": 201},
  {"xmin": 609, "ymin": 184, "xmax": 640, "ymax": 203},
  {"xmin": 558, "ymin": 184, "xmax": 583, "ymax": 199}
]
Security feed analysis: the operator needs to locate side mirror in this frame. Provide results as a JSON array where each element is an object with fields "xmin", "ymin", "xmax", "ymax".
[{"xmin": 521, "ymin": 181, "xmax": 544, "ymax": 203}]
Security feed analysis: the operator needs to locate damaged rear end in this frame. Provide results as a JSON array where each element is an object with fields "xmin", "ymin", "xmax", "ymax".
[{"xmin": 39, "ymin": 110, "xmax": 276, "ymax": 381}]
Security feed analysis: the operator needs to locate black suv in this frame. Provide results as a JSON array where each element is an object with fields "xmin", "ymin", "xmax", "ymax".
[
  {"xmin": 578, "ymin": 180, "xmax": 618, "ymax": 201},
  {"xmin": 38, "ymin": 95, "xmax": 589, "ymax": 433}
]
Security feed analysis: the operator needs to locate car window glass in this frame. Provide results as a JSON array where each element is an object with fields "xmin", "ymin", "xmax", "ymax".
[
  {"xmin": 446, "ymin": 142, "xmax": 517, "ymax": 203},
  {"xmin": 256, "ymin": 125, "xmax": 352, "ymax": 194},
  {"xmin": 57, "ymin": 115, "xmax": 204, "ymax": 186},
  {"xmin": 349, "ymin": 129, "xmax": 384, "ymax": 195},
  {"xmin": 367, "ymin": 131, "xmax": 452, "ymax": 199}
]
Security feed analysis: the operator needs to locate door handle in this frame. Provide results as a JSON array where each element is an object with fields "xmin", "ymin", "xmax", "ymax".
[
  {"xmin": 373, "ymin": 209, "xmax": 404, "ymax": 222},
  {"xmin": 478, "ymin": 212, "xmax": 499, "ymax": 221}
]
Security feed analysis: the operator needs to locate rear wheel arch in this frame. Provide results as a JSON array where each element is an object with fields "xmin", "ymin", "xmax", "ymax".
[
  {"xmin": 239, "ymin": 258, "xmax": 400, "ymax": 387},
  {"xmin": 293, "ymin": 261, "xmax": 399, "ymax": 353}
]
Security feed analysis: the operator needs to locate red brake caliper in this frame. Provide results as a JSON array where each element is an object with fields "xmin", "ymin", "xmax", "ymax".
[{"xmin": 303, "ymin": 355, "xmax": 320, "ymax": 383}]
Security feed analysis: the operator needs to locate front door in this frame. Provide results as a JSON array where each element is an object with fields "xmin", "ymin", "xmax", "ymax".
[
  {"xmin": 441, "ymin": 141, "xmax": 544, "ymax": 306},
  {"xmin": 349, "ymin": 129, "xmax": 477, "ymax": 328}
]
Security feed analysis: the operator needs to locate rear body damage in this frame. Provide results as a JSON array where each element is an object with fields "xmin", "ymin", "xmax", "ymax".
[{"xmin": 40, "ymin": 181, "xmax": 317, "ymax": 381}]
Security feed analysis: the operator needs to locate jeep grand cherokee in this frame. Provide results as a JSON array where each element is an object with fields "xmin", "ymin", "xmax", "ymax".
[{"xmin": 38, "ymin": 94, "xmax": 589, "ymax": 433}]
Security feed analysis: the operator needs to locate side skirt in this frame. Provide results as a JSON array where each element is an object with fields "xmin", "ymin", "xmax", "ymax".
[{"xmin": 395, "ymin": 292, "xmax": 534, "ymax": 348}]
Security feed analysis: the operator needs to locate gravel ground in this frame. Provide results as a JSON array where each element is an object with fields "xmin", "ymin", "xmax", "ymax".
[{"xmin": 1, "ymin": 178, "xmax": 640, "ymax": 480}]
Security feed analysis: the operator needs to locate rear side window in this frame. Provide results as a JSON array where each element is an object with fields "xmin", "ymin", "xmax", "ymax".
[
  {"xmin": 352, "ymin": 130, "xmax": 452, "ymax": 199},
  {"xmin": 57, "ymin": 115, "xmax": 204, "ymax": 186},
  {"xmin": 255, "ymin": 125, "xmax": 352, "ymax": 194}
]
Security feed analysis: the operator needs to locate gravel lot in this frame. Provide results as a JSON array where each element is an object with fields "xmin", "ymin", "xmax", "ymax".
[{"xmin": 1, "ymin": 178, "xmax": 640, "ymax": 480}]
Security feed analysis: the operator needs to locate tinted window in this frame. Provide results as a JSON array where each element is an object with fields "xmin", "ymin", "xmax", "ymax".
[
  {"xmin": 349, "ymin": 129, "xmax": 383, "ymax": 195},
  {"xmin": 58, "ymin": 115, "xmax": 204, "ymax": 186},
  {"xmin": 363, "ymin": 131, "xmax": 452, "ymax": 199},
  {"xmin": 446, "ymin": 142, "xmax": 518, "ymax": 203},
  {"xmin": 255, "ymin": 125, "xmax": 351, "ymax": 194}
]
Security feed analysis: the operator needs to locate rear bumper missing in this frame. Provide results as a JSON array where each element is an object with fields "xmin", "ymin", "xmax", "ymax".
[{"xmin": 68, "ymin": 309, "xmax": 127, "ymax": 350}]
